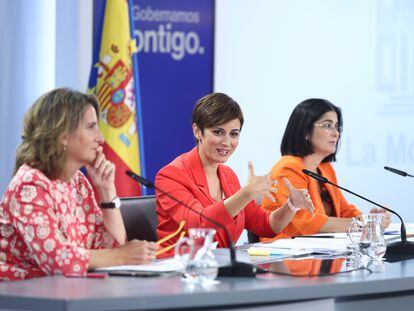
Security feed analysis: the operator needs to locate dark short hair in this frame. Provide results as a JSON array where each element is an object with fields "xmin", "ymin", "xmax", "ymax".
[
  {"xmin": 192, "ymin": 93, "xmax": 244, "ymax": 143},
  {"xmin": 280, "ymin": 98, "xmax": 342, "ymax": 162}
]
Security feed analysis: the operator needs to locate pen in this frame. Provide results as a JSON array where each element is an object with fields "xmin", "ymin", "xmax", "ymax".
[
  {"xmin": 66, "ymin": 273, "xmax": 107, "ymax": 279},
  {"xmin": 293, "ymin": 235, "xmax": 335, "ymax": 239},
  {"xmin": 86, "ymin": 273, "xmax": 107, "ymax": 279}
]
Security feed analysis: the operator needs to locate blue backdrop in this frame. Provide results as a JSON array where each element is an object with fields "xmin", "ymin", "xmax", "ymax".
[{"xmin": 92, "ymin": 0, "xmax": 214, "ymax": 193}]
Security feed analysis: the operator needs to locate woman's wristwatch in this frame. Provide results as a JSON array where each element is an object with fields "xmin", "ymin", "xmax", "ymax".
[
  {"xmin": 100, "ymin": 197, "xmax": 121, "ymax": 209},
  {"xmin": 286, "ymin": 198, "xmax": 301, "ymax": 213}
]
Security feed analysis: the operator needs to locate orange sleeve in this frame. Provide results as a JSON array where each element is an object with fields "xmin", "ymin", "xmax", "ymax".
[{"xmin": 261, "ymin": 157, "xmax": 328, "ymax": 238}]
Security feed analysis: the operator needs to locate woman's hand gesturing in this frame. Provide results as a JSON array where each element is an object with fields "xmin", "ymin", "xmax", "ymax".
[
  {"xmin": 246, "ymin": 161, "xmax": 277, "ymax": 202},
  {"xmin": 283, "ymin": 177, "xmax": 314, "ymax": 215}
]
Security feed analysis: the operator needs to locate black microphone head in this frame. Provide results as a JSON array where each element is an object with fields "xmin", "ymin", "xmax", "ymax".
[
  {"xmin": 302, "ymin": 169, "xmax": 328, "ymax": 183},
  {"xmin": 125, "ymin": 170, "xmax": 154, "ymax": 188},
  {"xmin": 302, "ymin": 169, "xmax": 312, "ymax": 176},
  {"xmin": 384, "ymin": 166, "xmax": 408, "ymax": 177}
]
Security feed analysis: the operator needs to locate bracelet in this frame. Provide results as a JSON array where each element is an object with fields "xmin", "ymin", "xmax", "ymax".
[{"xmin": 286, "ymin": 198, "xmax": 301, "ymax": 213}]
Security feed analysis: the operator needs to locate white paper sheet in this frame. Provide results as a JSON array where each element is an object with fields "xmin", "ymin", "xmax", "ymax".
[
  {"xmin": 258, "ymin": 237, "xmax": 347, "ymax": 255},
  {"xmin": 95, "ymin": 258, "xmax": 182, "ymax": 272}
]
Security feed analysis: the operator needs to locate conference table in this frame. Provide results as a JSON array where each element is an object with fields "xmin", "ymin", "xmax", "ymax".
[{"xmin": 1, "ymin": 254, "xmax": 414, "ymax": 311}]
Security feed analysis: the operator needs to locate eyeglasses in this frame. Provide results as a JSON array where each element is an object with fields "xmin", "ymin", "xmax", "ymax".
[
  {"xmin": 314, "ymin": 122, "xmax": 342, "ymax": 133},
  {"xmin": 156, "ymin": 220, "xmax": 186, "ymax": 256}
]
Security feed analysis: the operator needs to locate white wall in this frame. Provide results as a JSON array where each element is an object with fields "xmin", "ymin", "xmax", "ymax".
[
  {"xmin": 0, "ymin": 0, "xmax": 56, "ymax": 193},
  {"xmin": 2, "ymin": 0, "xmax": 414, "ymax": 224},
  {"xmin": 215, "ymin": 0, "xmax": 414, "ymax": 221},
  {"xmin": 0, "ymin": 0, "xmax": 92, "ymax": 194}
]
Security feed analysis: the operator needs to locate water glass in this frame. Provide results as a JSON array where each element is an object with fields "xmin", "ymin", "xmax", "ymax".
[
  {"xmin": 175, "ymin": 228, "xmax": 219, "ymax": 285},
  {"xmin": 352, "ymin": 214, "xmax": 387, "ymax": 262},
  {"xmin": 346, "ymin": 217, "xmax": 363, "ymax": 257},
  {"xmin": 359, "ymin": 214, "xmax": 387, "ymax": 261}
]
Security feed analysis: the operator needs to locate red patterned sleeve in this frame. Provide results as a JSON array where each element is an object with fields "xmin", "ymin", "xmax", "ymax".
[{"xmin": 10, "ymin": 180, "xmax": 90, "ymax": 276}]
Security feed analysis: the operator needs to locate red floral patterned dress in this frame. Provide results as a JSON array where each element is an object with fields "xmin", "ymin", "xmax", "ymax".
[{"xmin": 0, "ymin": 164, "xmax": 119, "ymax": 281}]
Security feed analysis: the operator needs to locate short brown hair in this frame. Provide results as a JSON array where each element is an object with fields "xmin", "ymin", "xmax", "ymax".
[
  {"xmin": 192, "ymin": 93, "xmax": 244, "ymax": 143},
  {"xmin": 14, "ymin": 88, "xmax": 99, "ymax": 179}
]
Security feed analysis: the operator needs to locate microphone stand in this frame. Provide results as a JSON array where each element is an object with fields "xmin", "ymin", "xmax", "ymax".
[
  {"xmin": 126, "ymin": 170, "xmax": 257, "ymax": 277},
  {"xmin": 303, "ymin": 169, "xmax": 414, "ymax": 262}
]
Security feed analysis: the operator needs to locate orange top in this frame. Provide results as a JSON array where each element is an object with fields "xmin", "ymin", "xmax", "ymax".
[{"xmin": 261, "ymin": 156, "xmax": 361, "ymax": 239}]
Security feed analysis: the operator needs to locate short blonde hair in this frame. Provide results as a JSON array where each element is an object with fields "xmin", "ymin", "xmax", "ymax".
[{"xmin": 14, "ymin": 88, "xmax": 99, "ymax": 179}]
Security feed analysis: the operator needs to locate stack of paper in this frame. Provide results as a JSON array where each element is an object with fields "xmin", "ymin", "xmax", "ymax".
[
  {"xmin": 256, "ymin": 237, "xmax": 347, "ymax": 256},
  {"xmin": 96, "ymin": 257, "xmax": 182, "ymax": 273},
  {"xmin": 247, "ymin": 247, "xmax": 310, "ymax": 257}
]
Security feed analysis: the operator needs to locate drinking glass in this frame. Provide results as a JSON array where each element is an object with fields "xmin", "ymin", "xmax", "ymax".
[
  {"xmin": 358, "ymin": 214, "xmax": 387, "ymax": 261},
  {"xmin": 346, "ymin": 216, "xmax": 364, "ymax": 267},
  {"xmin": 175, "ymin": 228, "xmax": 218, "ymax": 285}
]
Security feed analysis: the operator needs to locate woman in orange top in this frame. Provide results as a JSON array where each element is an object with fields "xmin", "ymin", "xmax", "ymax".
[{"xmin": 261, "ymin": 98, "xmax": 391, "ymax": 238}]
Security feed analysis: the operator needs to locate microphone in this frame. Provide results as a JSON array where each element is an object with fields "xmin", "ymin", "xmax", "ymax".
[
  {"xmin": 384, "ymin": 166, "xmax": 414, "ymax": 178},
  {"xmin": 126, "ymin": 170, "xmax": 257, "ymax": 277},
  {"xmin": 302, "ymin": 170, "xmax": 328, "ymax": 183},
  {"xmin": 302, "ymin": 169, "xmax": 414, "ymax": 262}
]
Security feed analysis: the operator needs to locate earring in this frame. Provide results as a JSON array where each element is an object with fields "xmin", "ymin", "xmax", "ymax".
[{"xmin": 63, "ymin": 145, "xmax": 67, "ymax": 152}]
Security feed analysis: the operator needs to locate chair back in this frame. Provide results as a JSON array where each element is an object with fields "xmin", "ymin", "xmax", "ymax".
[{"xmin": 120, "ymin": 195, "xmax": 158, "ymax": 242}]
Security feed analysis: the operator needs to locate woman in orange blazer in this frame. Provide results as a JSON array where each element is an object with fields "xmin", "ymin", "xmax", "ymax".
[
  {"xmin": 261, "ymin": 99, "xmax": 391, "ymax": 239},
  {"xmin": 156, "ymin": 93, "xmax": 314, "ymax": 257}
]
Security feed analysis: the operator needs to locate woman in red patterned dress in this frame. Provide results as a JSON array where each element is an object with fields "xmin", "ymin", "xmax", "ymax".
[{"xmin": 0, "ymin": 88, "xmax": 158, "ymax": 281}]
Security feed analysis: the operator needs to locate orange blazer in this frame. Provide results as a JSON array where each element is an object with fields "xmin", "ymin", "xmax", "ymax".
[
  {"xmin": 261, "ymin": 156, "xmax": 361, "ymax": 238},
  {"xmin": 156, "ymin": 147, "xmax": 275, "ymax": 258}
]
